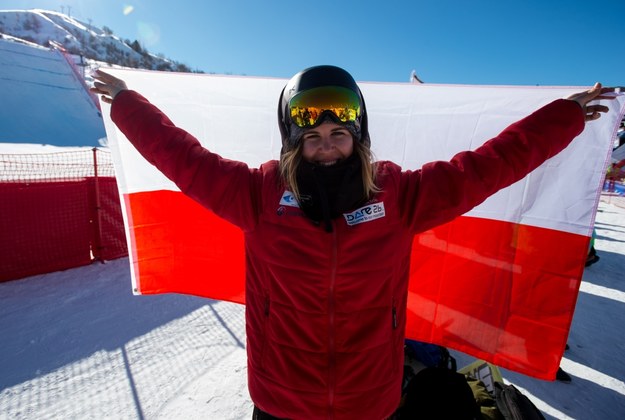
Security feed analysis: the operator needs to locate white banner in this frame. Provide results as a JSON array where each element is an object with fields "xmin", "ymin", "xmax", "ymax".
[{"xmin": 100, "ymin": 68, "xmax": 625, "ymax": 236}]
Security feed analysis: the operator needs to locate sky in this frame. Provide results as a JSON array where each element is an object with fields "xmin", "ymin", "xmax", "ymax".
[{"xmin": 1, "ymin": 0, "xmax": 624, "ymax": 86}]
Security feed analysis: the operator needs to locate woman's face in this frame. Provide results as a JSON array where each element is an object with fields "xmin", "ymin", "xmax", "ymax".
[{"xmin": 300, "ymin": 122, "xmax": 354, "ymax": 166}]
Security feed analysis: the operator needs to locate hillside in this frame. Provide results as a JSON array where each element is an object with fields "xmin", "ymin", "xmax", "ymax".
[
  {"xmin": 0, "ymin": 8, "xmax": 204, "ymax": 147},
  {"xmin": 0, "ymin": 9, "xmax": 197, "ymax": 72},
  {"xmin": 0, "ymin": 36, "xmax": 107, "ymax": 147}
]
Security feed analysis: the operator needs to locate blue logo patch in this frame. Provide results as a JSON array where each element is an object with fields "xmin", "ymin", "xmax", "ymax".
[{"xmin": 279, "ymin": 191, "xmax": 300, "ymax": 208}]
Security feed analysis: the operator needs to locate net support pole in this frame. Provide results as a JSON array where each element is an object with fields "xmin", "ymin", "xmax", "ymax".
[{"xmin": 92, "ymin": 147, "xmax": 104, "ymax": 263}]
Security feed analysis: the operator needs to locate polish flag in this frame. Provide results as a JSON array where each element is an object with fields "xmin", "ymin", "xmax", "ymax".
[{"xmin": 100, "ymin": 68, "xmax": 625, "ymax": 380}]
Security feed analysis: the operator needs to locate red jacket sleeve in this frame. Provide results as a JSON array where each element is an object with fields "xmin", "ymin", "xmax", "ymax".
[
  {"xmin": 110, "ymin": 90, "xmax": 260, "ymax": 231},
  {"xmin": 399, "ymin": 99, "xmax": 585, "ymax": 233}
]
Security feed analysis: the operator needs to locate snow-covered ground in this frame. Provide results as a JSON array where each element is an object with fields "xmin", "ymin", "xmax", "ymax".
[{"xmin": 1, "ymin": 199, "xmax": 624, "ymax": 420}]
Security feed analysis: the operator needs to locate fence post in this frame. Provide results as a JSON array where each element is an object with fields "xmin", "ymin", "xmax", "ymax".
[{"xmin": 92, "ymin": 147, "xmax": 104, "ymax": 262}]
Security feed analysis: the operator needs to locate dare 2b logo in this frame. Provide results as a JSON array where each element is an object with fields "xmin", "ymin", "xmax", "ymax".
[{"xmin": 343, "ymin": 202, "xmax": 386, "ymax": 226}]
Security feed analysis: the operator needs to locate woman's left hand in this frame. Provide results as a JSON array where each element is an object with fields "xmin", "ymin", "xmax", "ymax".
[{"xmin": 566, "ymin": 83, "xmax": 617, "ymax": 122}]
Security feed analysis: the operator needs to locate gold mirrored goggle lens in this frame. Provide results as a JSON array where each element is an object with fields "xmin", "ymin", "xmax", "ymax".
[{"xmin": 288, "ymin": 86, "xmax": 361, "ymax": 128}]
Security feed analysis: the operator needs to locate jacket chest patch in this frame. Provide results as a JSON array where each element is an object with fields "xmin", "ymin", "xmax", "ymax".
[
  {"xmin": 277, "ymin": 191, "xmax": 386, "ymax": 226},
  {"xmin": 343, "ymin": 202, "xmax": 386, "ymax": 226},
  {"xmin": 279, "ymin": 191, "xmax": 299, "ymax": 208}
]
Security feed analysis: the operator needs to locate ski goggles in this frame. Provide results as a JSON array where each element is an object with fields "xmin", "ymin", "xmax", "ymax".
[{"xmin": 288, "ymin": 86, "xmax": 362, "ymax": 128}]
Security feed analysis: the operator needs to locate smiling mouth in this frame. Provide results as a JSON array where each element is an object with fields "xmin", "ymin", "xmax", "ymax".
[{"xmin": 316, "ymin": 160, "xmax": 339, "ymax": 167}]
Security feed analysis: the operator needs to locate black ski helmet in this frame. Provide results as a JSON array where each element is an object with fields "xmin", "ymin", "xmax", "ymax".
[{"xmin": 278, "ymin": 65, "xmax": 370, "ymax": 153}]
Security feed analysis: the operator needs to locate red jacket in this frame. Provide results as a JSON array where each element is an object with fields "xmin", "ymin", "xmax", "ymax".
[{"xmin": 111, "ymin": 91, "xmax": 583, "ymax": 419}]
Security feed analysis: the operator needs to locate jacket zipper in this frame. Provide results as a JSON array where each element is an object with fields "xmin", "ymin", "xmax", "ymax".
[
  {"xmin": 260, "ymin": 293, "xmax": 270, "ymax": 370},
  {"xmin": 328, "ymin": 222, "xmax": 338, "ymax": 420},
  {"xmin": 392, "ymin": 298, "xmax": 398, "ymax": 376},
  {"xmin": 392, "ymin": 298, "xmax": 398, "ymax": 329}
]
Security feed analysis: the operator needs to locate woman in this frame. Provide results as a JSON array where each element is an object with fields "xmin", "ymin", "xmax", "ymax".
[{"xmin": 92, "ymin": 66, "xmax": 611, "ymax": 419}]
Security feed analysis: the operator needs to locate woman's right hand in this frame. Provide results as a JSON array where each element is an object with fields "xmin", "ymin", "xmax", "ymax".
[{"xmin": 90, "ymin": 69, "xmax": 128, "ymax": 104}]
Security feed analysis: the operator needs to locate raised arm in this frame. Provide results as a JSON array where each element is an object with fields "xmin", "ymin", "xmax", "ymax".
[
  {"xmin": 92, "ymin": 69, "xmax": 260, "ymax": 231},
  {"xmin": 400, "ymin": 84, "xmax": 616, "ymax": 233}
]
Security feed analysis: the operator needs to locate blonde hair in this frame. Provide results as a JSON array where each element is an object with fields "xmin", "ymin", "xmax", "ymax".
[{"xmin": 279, "ymin": 141, "xmax": 379, "ymax": 203}]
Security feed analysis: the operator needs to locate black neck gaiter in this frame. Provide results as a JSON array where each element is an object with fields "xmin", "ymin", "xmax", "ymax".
[{"xmin": 295, "ymin": 154, "xmax": 366, "ymax": 232}]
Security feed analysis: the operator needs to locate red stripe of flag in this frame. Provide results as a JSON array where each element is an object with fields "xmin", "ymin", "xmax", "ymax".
[{"xmin": 125, "ymin": 189, "xmax": 586, "ymax": 379}]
